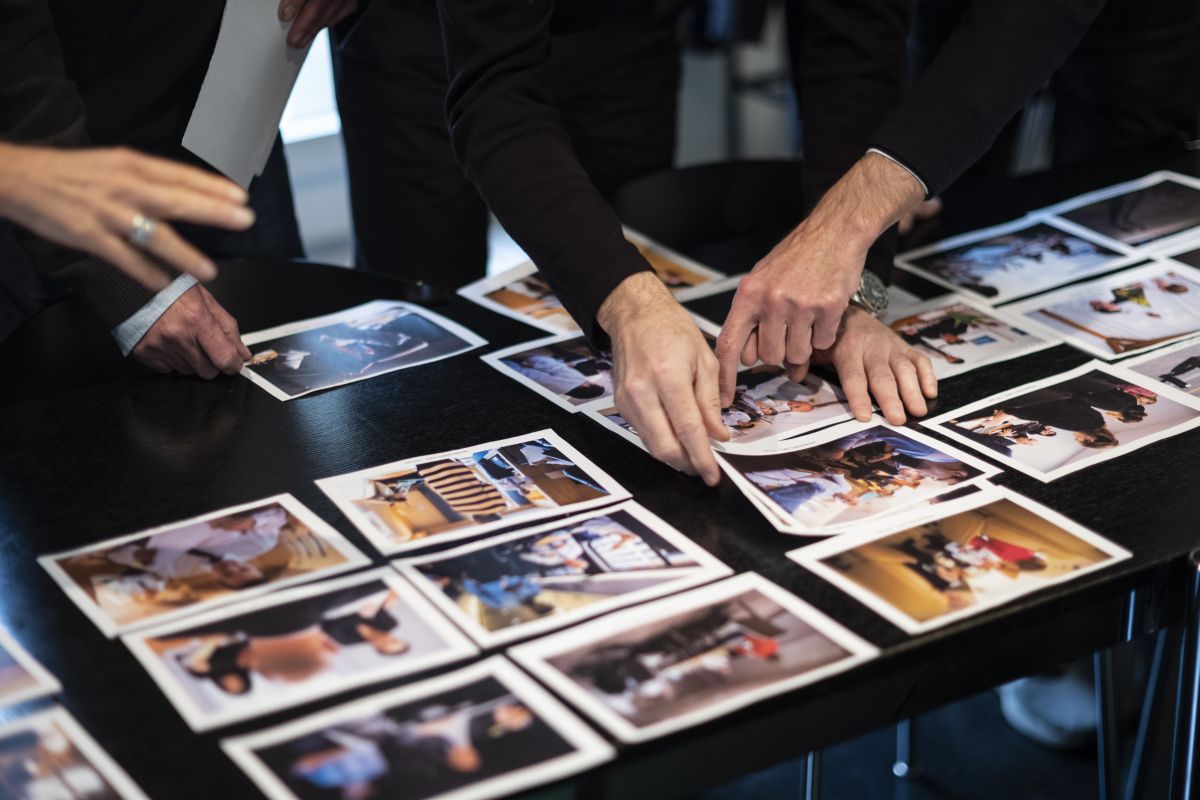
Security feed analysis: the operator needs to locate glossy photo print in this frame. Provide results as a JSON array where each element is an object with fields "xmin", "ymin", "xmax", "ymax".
[
  {"xmin": 716, "ymin": 419, "xmax": 999, "ymax": 535},
  {"xmin": 510, "ymin": 573, "xmax": 876, "ymax": 743},
  {"xmin": 316, "ymin": 430, "xmax": 630, "ymax": 555},
  {"xmin": 223, "ymin": 657, "xmax": 613, "ymax": 800},
  {"xmin": 40, "ymin": 495, "xmax": 370, "ymax": 637},
  {"xmin": 793, "ymin": 486, "xmax": 1131, "ymax": 633},
  {"xmin": 923, "ymin": 361, "xmax": 1200, "ymax": 481},
  {"xmin": 1122, "ymin": 336, "xmax": 1200, "ymax": 396},
  {"xmin": 125, "ymin": 568, "xmax": 477, "ymax": 731},
  {"xmin": 241, "ymin": 300, "xmax": 487, "ymax": 400},
  {"xmin": 0, "ymin": 625, "xmax": 60, "ymax": 708},
  {"xmin": 1009, "ymin": 260, "xmax": 1200, "ymax": 360},
  {"xmin": 1042, "ymin": 171, "xmax": 1200, "ymax": 251},
  {"xmin": 396, "ymin": 502, "xmax": 730, "ymax": 647},
  {"xmin": 894, "ymin": 216, "xmax": 1130, "ymax": 304}
]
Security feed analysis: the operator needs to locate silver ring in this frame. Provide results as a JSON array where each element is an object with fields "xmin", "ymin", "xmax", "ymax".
[{"xmin": 128, "ymin": 213, "xmax": 158, "ymax": 246}]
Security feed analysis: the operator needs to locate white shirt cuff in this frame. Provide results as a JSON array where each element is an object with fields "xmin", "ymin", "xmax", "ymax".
[
  {"xmin": 866, "ymin": 147, "xmax": 930, "ymax": 199},
  {"xmin": 111, "ymin": 274, "xmax": 198, "ymax": 355}
]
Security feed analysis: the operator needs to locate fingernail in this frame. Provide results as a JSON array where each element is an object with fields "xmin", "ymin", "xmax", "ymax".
[
  {"xmin": 226, "ymin": 185, "xmax": 248, "ymax": 202},
  {"xmin": 196, "ymin": 258, "xmax": 217, "ymax": 280},
  {"xmin": 233, "ymin": 207, "xmax": 256, "ymax": 226},
  {"xmin": 280, "ymin": 3, "xmax": 297, "ymax": 21}
]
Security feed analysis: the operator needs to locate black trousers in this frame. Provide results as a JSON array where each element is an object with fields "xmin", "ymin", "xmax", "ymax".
[{"xmin": 330, "ymin": 0, "xmax": 682, "ymax": 290}]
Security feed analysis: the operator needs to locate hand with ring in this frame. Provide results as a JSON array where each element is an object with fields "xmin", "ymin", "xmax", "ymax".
[{"xmin": 0, "ymin": 143, "xmax": 255, "ymax": 291}]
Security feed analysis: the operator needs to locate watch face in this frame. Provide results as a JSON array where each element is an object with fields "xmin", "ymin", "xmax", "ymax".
[{"xmin": 859, "ymin": 271, "xmax": 889, "ymax": 315}]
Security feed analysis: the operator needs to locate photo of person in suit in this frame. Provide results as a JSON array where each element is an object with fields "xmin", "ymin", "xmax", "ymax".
[
  {"xmin": 1125, "ymin": 339, "xmax": 1200, "ymax": 395},
  {"xmin": 888, "ymin": 301, "xmax": 1050, "ymax": 378},
  {"xmin": 499, "ymin": 337, "xmax": 615, "ymax": 406}
]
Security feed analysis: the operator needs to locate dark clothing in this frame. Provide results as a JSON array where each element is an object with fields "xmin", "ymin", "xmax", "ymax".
[
  {"xmin": 336, "ymin": 0, "xmax": 680, "ymax": 295},
  {"xmin": 321, "ymin": 607, "xmax": 398, "ymax": 645},
  {"xmin": 0, "ymin": 0, "xmax": 302, "ymax": 336},
  {"xmin": 1002, "ymin": 388, "xmax": 1105, "ymax": 433},
  {"xmin": 871, "ymin": 0, "xmax": 1107, "ymax": 195}
]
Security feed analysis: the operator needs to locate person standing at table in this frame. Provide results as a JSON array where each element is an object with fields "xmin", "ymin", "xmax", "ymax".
[
  {"xmin": 437, "ymin": 0, "xmax": 1110, "ymax": 486},
  {"xmin": 0, "ymin": 0, "xmax": 355, "ymax": 374}
]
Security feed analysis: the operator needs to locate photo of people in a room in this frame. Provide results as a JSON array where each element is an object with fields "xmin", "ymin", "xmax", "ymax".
[
  {"xmin": 930, "ymin": 364, "xmax": 1200, "ymax": 480},
  {"xmin": 900, "ymin": 220, "xmax": 1123, "ymax": 303},
  {"xmin": 482, "ymin": 269, "xmax": 577, "ymax": 333},
  {"xmin": 717, "ymin": 367, "xmax": 852, "ymax": 448},
  {"xmin": 494, "ymin": 335, "xmax": 615, "ymax": 409},
  {"xmin": 43, "ymin": 499, "xmax": 364, "ymax": 635},
  {"xmin": 720, "ymin": 424, "xmax": 990, "ymax": 533},
  {"xmin": 803, "ymin": 492, "xmax": 1129, "ymax": 632},
  {"xmin": 243, "ymin": 301, "xmax": 484, "ymax": 399},
  {"xmin": 1057, "ymin": 176, "xmax": 1200, "ymax": 247},
  {"xmin": 129, "ymin": 571, "xmax": 474, "ymax": 730},
  {"xmin": 887, "ymin": 300, "xmax": 1055, "ymax": 378},
  {"xmin": 404, "ymin": 505, "xmax": 726, "ymax": 645},
  {"xmin": 319, "ymin": 433, "xmax": 626, "ymax": 555}
]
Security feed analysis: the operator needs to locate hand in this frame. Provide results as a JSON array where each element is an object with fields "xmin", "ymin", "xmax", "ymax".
[
  {"xmin": 598, "ymin": 272, "xmax": 728, "ymax": 486},
  {"xmin": 810, "ymin": 306, "xmax": 938, "ymax": 425},
  {"xmin": 0, "ymin": 144, "xmax": 253, "ymax": 291},
  {"xmin": 898, "ymin": 196, "xmax": 943, "ymax": 236},
  {"xmin": 716, "ymin": 152, "xmax": 926, "ymax": 405},
  {"xmin": 132, "ymin": 285, "xmax": 252, "ymax": 378},
  {"xmin": 280, "ymin": 0, "xmax": 359, "ymax": 48}
]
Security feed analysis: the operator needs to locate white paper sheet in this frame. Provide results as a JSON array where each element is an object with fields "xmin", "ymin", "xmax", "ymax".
[{"xmin": 183, "ymin": 0, "xmax": 312, "ymax": 187}]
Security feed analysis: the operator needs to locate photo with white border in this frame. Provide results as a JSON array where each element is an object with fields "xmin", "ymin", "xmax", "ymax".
[
  {"xmin": 0, "ymin": 625, "xmax": 60, "ymax": 708},
  {"xmin": 716, "ymin": 418, "xmax": 1001, "ymax": 536},
  {"xmin": 316, "ymin": 430, "xmax": 630, "ymax": 556},
  {"xmin": 124, "ymin": 568, "xmax": 477, "ymax": 732},
  {"xmin": 39, "ymin": 494, "xmax": 371, "ymax": 638},
  {"xmin": 791, "ymin": 485, "xmax": 1132, "ymax": 634},
  {"xmin": 222, "ymin": 656, "xmax": 614, "ymax": 800},
  {"xmin": 240, "ymin": 300, "xmax": 488, "ymax": 401},
  {"xmin": 1120, "ymin": 335, "xmax": 1200, "ymax": 396},
  {"xmin": 922, "ymin": 361, "xmax": 1200, "ymax": 481},
  {"xmin": 0, "ymin": 706, "xmax": 150, "ymax": 800},
  {"xmin": 509, "ymin": 572, "xmax": 877, "ymax": 743},
  {"xmin": 396, "ymin": 501, "xmax": 731, "ymax": 648}
]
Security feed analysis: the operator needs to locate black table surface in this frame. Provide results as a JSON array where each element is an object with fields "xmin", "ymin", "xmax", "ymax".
[{"xmin": 1, "ymin": 146, "xmax": 1199, "ymax": 800}]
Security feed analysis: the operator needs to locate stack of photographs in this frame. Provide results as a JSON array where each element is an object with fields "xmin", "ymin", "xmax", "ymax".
[
  {"xmin": 509, "ymin": 573, "xmax": 876, "ymax": 743},
  {"xmin": 223, "ymin": 657, "xmax": 614, "ymax": 800},
  {"xmin": 482, "ymin": 318, "xmax": 720, "ymax": 414},
  {"xmin": 40, "ymin": 495, "xmax": 371, "ymax": 637},
  {"xmin": 792, "ymin": 485, "xmax": 1131, "ymax": 634},
  {"xmin": 587, "ymin": 365, "xmax": 855, "ymax": 454},
  {"xmin": 241, "ymin": 300, "xmax": 487, "ymax": 400},
  {"xmin": 0, "ymin": 707, "xmax": 150, "ymax": 800},
  {"xmin": 396, "ymin": 502, "xmax": 731, "ymax": 647},
  {"xmin": 923, "ymin": 361, "xmax": 1200, "ymax": 481},
  {"xmin": 124, "ymin": 568, "xmax": 478, "ymax": 731},
  {"xmin": 458, "ymin": 227, "xmax": 725, "ymax": 334},
  {"xmin": 316, "ymin": 430, "xmax": 630, "ymax": 555},
  {"xmin": 716, "ymin": 419, "xmax": 999, "ymax": 536},
  {"xmin": 1008, "ymin": 260, "xmax": 1200, "ymax": 360},
  {"xmin": 0, "ymin": 626, "xmax": 59, "ymax": 708},
  {"xmin": 885, "ymin": 296, "xmax": 1058, "ymax": 379},
  {"xmin": 894, "ymin": 216, "xmax": 1134, "ymax": 305}
]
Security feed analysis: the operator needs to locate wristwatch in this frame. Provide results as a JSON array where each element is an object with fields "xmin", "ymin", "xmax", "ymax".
[{"xmin": 849, "ymin": 270, "xmax": 889, "ymax": 318}]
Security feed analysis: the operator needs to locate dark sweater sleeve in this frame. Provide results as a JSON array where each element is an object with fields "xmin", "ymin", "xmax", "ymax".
[
  {"xmin": 869, "ymin": 0, "xmax": 1106, "ymax": 197},
  {"xmin": 437, "ymin": 0, "xmax": 651, "ymax": 347},
  {"xmin": 0, "ymin": 0, "xmax": 157, "ymax": 327}
]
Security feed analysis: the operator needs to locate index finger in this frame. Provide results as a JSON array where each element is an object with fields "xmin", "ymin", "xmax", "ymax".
[
  {"xmin": 661, "ymin": 377, "xmax": 721, "ymax": 486},
  {"xmin": 130, "ymin": 153, "xmax": 248, "ymax": 202},
  {"xmin": 715, "ymin": 306, "xmax": 756, "ymax": 407}
]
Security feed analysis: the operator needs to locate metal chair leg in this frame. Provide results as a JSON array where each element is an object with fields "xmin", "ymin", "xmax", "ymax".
[
  {"xmin": 804, "ymin": 751, "xmax": 821, "ymax": 800},
  {"xmin": 892, "ymin": 718, "xmax": 920, "ymax": 779},
  {"xmin": 1096, "ymin": 648, "xmax": 1120, "ymax": 800},
  {"xmin": 1170, "ymin": 551, "xmax": 1200, "ymax": 800},
  {"xmin": 1126, "ymin": 628, "xmax": 1170, "ymax": 800}
]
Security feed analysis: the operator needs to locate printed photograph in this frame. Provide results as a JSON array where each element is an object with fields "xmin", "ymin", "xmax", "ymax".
[
  {"xmin": 1123, "ymin": 337, "xmax": 1200, "ymax": 395},
  {"xmin": 717, "ymin": 420, "xmax": 997, "ymax": 535},
  {"xmin": 924, "ymin": 362, "xmax": 1200, "ymax": 481},
  {"xmin": 241, "ymin": 300, "xmax": 487, "ymax": 400},
  {"xmin": 40, "ymin": 495, "xmax": 370, "ymax": 637},
  {"xmin": 398, "ymin": 502, "xmax": 730, "ymax": 647},
  {"xmin": 795, "ymin": 487, "xmax": 1131, "ymax": 633},
  {"xmin": 1051, "ymin": 172, "xmax": 1200, "ymax": 248},
  {"xmin": 624, "ymin": 228, "xmax": 726, "ymax": 291},
  {"xmin": 459, "ymin": 262, "xmax": 581, "ymax": 335},
  {"xmin": 485, "ymin": 334, "xmax": 616, "ymax": 411},
  {"xmin": 223, "ymin": 658, "xmax": 613, "ymax": 800},
  {"xmin": 0, "ymin": 707, "xmax": 149, "ymax": 800},
  {"xmin": 316, "ymin": 430, "xmax": 630, "ymax": 555},
  {"xmin": 1011, "ymin": 261, "xmax": 1200, "ymax": 359},
  {"xmin": 125, "ymin": 569, "xmax": 477, "ymax": 731},
  {"xmin": 510, "ymin": 573, "xmax": 876, "ymax": 742},
  {"xmin": 0, "ymin": 626, "xmax": 60, "ymax": 708},
  {"xmin": 896, "ymin": 218, "xmax": 1126, "ymax": 304},
  {"xmin": 887, "ymin": 298, "xmax": 1057, "ymax": 379}
]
